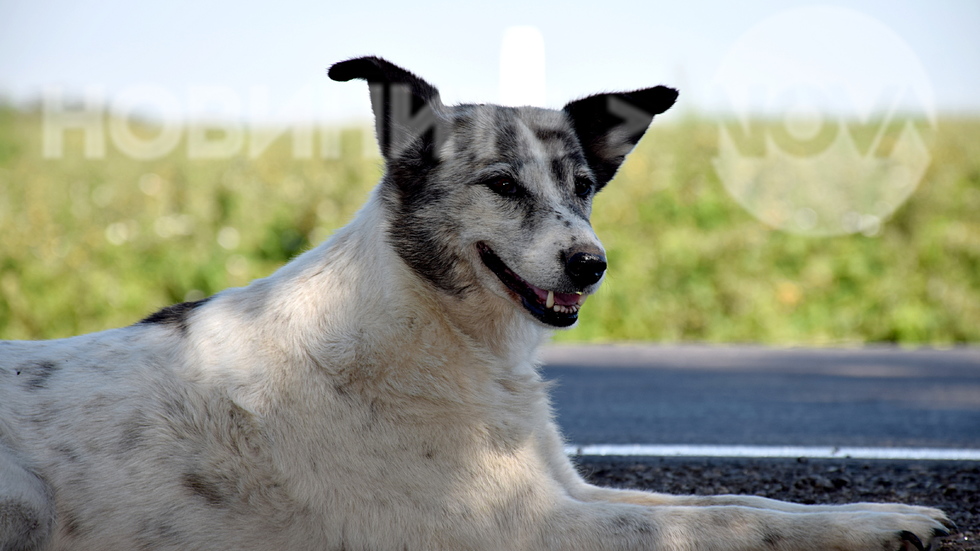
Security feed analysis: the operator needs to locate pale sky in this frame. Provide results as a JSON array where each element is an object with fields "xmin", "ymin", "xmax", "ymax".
[{"xmin": 1, "ymin": 0, "xmax": 977, "ymax": 123}]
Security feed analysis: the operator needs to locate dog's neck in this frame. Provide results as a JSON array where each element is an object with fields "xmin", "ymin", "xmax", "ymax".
[
  {"xmin": 330, "ymin": 192, "xmax": 546, "ymax": 358},
  {"xmin": 212, "ymin": 191, "xmax": 549, "ymax": 400}
]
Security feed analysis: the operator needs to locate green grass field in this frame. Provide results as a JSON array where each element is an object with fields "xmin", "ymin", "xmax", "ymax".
[{"xmin": 1, "ymin": 105, "xmax": 978, "ymax": 344}]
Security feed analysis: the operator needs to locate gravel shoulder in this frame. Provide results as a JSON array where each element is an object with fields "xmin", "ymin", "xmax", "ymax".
[{"xmin": 574, "ymin": 456, "xmax": 980, "ymax": 551}]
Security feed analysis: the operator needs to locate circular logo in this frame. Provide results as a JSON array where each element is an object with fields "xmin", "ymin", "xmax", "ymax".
[{"xmin": 712, "ymin": 6, "xmax": 936, "ymax": 236}]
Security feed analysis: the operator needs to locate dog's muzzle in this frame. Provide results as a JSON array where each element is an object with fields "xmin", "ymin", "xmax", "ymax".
[{"xmin": 476, "ymin": 242, "xmax": 599, "ymax": 328}]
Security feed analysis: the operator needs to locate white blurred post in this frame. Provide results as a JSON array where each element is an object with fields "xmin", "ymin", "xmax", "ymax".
[{"xmin": 499, "ymin": 26, "xmax": 546, "ymax": 107}]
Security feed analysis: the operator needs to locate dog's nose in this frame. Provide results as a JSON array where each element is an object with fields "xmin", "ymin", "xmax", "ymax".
[{"xmin": 565, "ymin": 252, "xmax": 607, "ymax": 288}]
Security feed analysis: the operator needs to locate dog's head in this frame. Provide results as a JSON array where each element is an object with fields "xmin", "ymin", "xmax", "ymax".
[{"xmin": 329, "ymin": 56, "xmax": 676, "ymax": 328}]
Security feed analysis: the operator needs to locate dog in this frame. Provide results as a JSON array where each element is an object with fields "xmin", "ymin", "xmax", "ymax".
[{"xmin": 0, "ymin": 56, "xmax": 953, "ymax": 551}]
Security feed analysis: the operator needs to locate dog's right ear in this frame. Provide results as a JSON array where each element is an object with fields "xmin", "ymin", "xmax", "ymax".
[
  {"xmin": 328, "ymin": 56, "xmax": 446, "ymax": 161},
  {"xmin": 563, "ymin": 86, "xmax": 678, "ymax": 189}
]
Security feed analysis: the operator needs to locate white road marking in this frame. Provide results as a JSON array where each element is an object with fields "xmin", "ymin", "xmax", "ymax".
[{"xmin": 565, "ymin": 444, "xmax": 980, "ymax": 461}]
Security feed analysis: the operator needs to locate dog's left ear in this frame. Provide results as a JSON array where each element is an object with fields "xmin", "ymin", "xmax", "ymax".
[
  {"xmin": 563, "ymin": 86, "xmax": 678, "ymax": 188},
  {"xmin": 329, "ymin": 56, "xmax": 446, "ymax": 161}
]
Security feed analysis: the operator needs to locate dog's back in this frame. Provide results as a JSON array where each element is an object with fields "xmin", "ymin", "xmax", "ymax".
[{"xmin": 1, "ymin": 316, "xmax": 300, "ymax": 547}]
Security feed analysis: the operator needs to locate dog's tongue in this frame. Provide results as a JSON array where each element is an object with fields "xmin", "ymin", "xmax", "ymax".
[
  {"xmin": 554, "ymin": 291, "xmax": 584, "ymax": 306},
  {"xmin": 531, "ymin": 286, "xmax": 586, "ymax": 308}
]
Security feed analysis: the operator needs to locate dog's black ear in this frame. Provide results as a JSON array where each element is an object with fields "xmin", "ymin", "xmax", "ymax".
[
  {"xmin": 563, "ymin": 86, "xmax": 678, "ymax": 188},
  {"xmin": 329, "ymin": 56, "xmax": 445, "ymax": 161}
]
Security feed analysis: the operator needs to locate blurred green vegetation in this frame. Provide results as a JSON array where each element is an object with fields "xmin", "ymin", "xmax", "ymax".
[{"xmin": 0, "ymin": 105, "xmax": 978, "ymax": 344}]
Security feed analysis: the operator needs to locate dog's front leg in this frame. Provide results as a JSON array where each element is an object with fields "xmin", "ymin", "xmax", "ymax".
[
  {"xmin": 573, "ymin": 483, "xmax": 952, "ymax": 522},
  {"xmin": 543, "ymin": 434, "xmax": 952, "ymax": 546},
  {"xmin": 533, "ymin": 499, "xmax": 950, "ymax": 551}
]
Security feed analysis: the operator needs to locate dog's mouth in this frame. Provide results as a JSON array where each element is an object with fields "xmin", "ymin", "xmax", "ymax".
[{"xmin": 476, "ymin": 242, "xmax": 587, "ymax": 328}]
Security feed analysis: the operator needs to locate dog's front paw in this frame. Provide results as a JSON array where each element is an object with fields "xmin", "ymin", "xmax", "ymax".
[
  {"xmin": 845, "ymin": 502, "xmax": 956, "ymax": 533},
  {"xmin": 894, "ymin": 528, "xmax": 953, "ymax": 551},
  {"xmin": 917, "ymin": 506, "xmax": 957, "ymax": 535},
  {"xmin": 832, "ymin": 502, "xmax": 955, "ymax": 549},
  {"xmin": 872, "ymin": 513, "xmax": 953, "ymax": 551}
]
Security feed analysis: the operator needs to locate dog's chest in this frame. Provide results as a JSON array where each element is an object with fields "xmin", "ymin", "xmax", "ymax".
[{"xmin": 319, "ymin": 358, "xmax": 547, "ymax": 453}]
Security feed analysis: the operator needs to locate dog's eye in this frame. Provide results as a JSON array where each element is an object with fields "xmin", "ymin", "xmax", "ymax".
[
  {"xmin": 574, "ymin": 177, "xmax": 594, "ymax": 198},
  {"xmin": 486, "ymin": 177, "xmax": 520, "ymax": 197}
]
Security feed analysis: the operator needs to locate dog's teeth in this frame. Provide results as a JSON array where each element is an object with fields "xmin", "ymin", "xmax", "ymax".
[
  {"xmin": 576, "ymin": 293, "xmax": 586, "ymax": 305},
  {"xmin": 546, "ymin": 290, "xmax": 555, "ymax": 309}
]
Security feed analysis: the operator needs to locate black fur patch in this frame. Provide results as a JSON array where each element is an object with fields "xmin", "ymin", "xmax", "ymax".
[
  {"xmin": 610, "ymin": 513, "xmax": 654, "ymax": 535},
  {"xmin": 117, "ymin": 411, "xmax": 148, "ymax": 454},
  {"xmin": 533, "ymin": 127, "xmax": 581, "ymax": 153},
  {"xmin": 494, "ymin": 116, "xmax": 522, "ymax": 157},
  {"xmin": 550, "ymin": 158, "xmax": 569, "ymax": 187},
  {"xmin": 381, "ymin": 170, "xmax": 472, "ymax": 295},
  {"xmin": 762, "ymin": 531, "xmax": 783, "ymax": 547},
  {"xmin": 162, "ymin": 397, "xmax": 189, "ymax": 419},
  {"xmin": 55, "ymin": 443, "xmax": 82, "ymax": 463},
  {"xmin": 181, "ymin": 472, "xmax": 228, "ymax": 507},
  {"xmin": 138, "ymin": 297, "xmax": 211, "ymax": 333},
  {"xmin": 135, "ymin": 517, "xmax": 188, "ymax": 550},
  {"xmin": 19, "ymin": 360, "xmax": 59, "ymax": 391},
  {"xmin": 61, "ymin": 509, "xmax": 87, "ymax": 538}
]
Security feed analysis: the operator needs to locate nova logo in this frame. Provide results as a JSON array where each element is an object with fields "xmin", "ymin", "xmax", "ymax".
[{"xmin": 712, "ymin": 7, "xmax": 935, "ymax": 236}]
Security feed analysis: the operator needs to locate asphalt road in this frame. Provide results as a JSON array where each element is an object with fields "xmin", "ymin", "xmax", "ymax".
[{"xmin": 540, "ymin": 345, "xmax": 980, "ymax": 450}]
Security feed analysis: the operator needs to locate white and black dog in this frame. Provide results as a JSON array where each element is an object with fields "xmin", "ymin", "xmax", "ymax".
[{"xmin": 0, "ymin": 57, "xmax": 952, "ymax": 550}]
